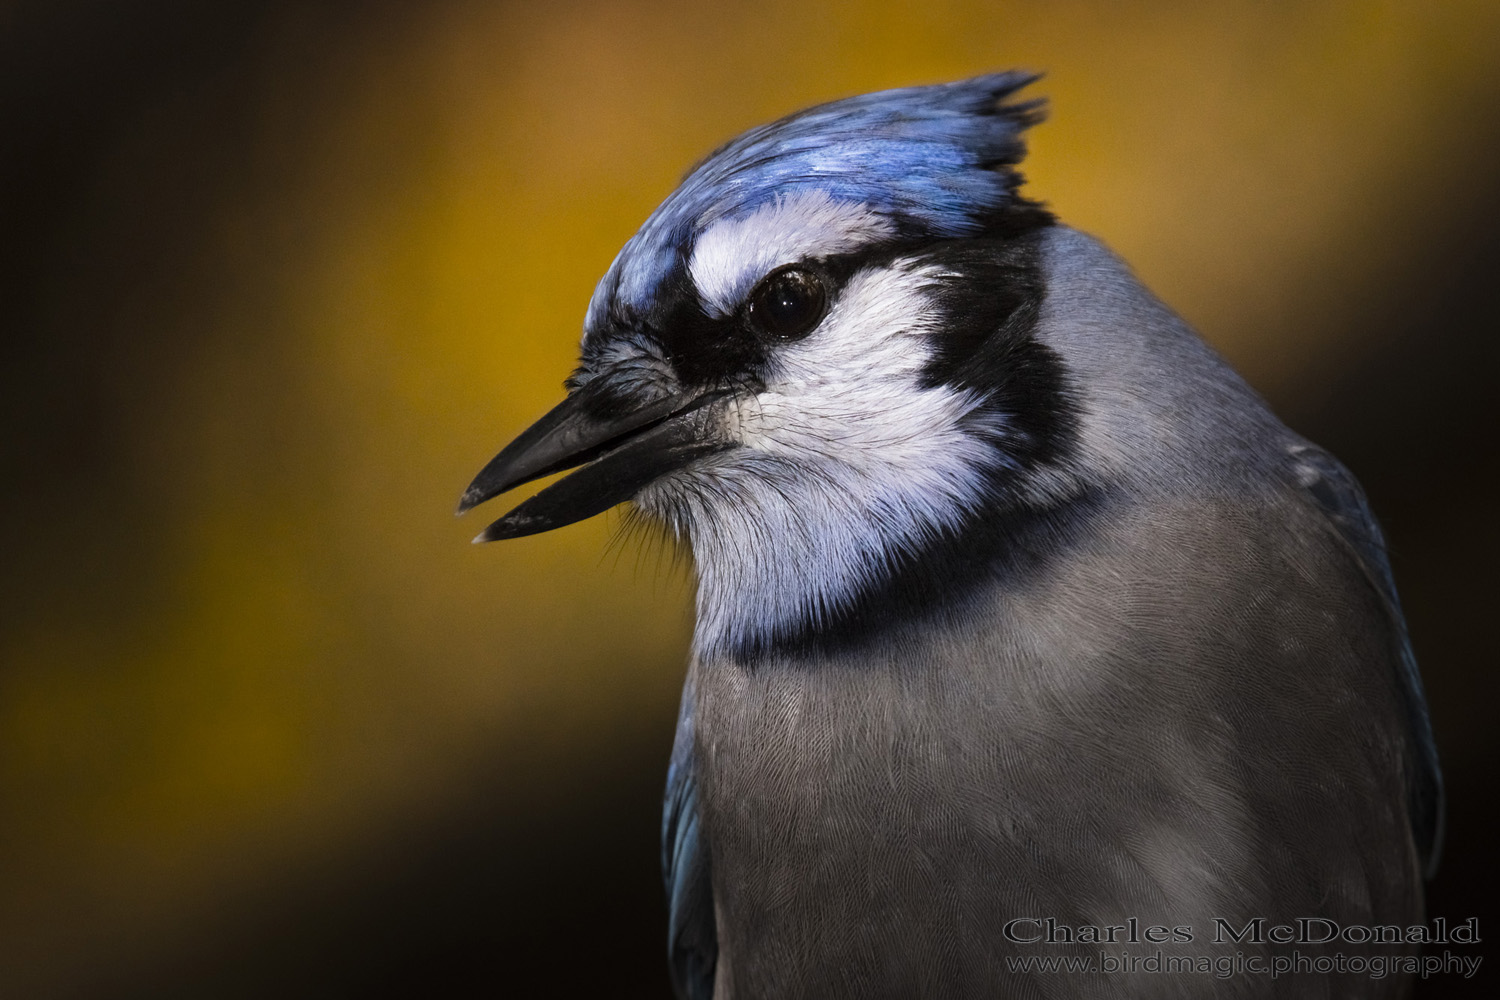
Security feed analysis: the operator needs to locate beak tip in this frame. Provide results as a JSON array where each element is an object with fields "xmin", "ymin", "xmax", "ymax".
[
  {"xmin": 456, "ymin": 484, "xmax": 488, "ymax": 517},
  {"xmin": 473, "ymin": 515, "xmax": 526, "ymax": 544}
]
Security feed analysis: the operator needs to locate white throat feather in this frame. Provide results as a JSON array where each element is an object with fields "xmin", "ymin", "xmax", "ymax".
[{"xmin": 635, "ymin": 259, "xmax": 1017, "ymax": 657}]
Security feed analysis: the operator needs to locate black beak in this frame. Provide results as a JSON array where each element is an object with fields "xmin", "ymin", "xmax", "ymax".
[{"xmin": 457, "ymin": 382, "xmax": 732, "ymax": 542}]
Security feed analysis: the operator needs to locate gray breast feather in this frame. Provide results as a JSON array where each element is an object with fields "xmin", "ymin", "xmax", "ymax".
[
  {"xmin": 694, "ymin": 492, "xmax": 1429, "ymax": 997},
  {"xmin": 663, "ymin": 677, "xmax": 716, "ymax": 1000}
]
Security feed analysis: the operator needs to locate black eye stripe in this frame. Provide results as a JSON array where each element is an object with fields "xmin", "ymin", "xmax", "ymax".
[{"xmin": 610, "ymin": 232, "xmax": 1048, "ymax": 390}]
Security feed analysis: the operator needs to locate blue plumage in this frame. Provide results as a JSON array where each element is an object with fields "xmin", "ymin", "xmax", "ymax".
[{"xmin": 585, "ymin": 72, "xmax": 1041, "ymax": 332}]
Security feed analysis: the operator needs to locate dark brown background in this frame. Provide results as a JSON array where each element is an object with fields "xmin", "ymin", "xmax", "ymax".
[{"xmin": 2, "ymin": 2, "xmax": 1495, "ymax": 996}]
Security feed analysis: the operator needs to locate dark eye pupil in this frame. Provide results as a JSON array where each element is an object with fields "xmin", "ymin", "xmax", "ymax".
[{"xmin": 749, "ymin": 267, "xmax": 826, "ymax": 340}]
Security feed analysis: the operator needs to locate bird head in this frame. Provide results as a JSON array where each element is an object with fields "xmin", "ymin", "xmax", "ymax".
[{"xmin": 459, "ymin": 73, "xmax": 1088, "ymax": 656}]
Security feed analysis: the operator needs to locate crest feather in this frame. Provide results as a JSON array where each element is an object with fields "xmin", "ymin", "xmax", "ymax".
[{"xmin": 587, "ymin": 73, "xmax": 1046, "ymax": 332}]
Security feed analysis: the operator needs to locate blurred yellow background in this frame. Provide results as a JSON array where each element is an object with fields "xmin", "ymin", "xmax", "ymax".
[{"xmin": 3, "ymin": 1, "xmax": 1497, "ymax": 995}]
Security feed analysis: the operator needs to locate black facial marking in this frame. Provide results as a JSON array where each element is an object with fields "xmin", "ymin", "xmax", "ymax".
[
  {"xmin": 586, "ymin": 256, "xmax": 856, "ymax": 392},
  {"xmin": 920, "ymin": 240, "xmax": 1043, "ymax": 388},
  {"xmin": 729, "ymin": 485, "xmax": 1117, "ymax": 663},
  {"xmin": 922, "ymin": 233, "xmax": 1078, "ymax": 471},
  {"xmin": 580, "ymin": 189, "xmax": 1054, "ymax": 399},
  {"xmin": 719, "ymin": 227, "xmax": 1092, "ymax": 663},
  {"xmin": 648, "ymin": 263, "xmax": 767, "ymax": 387},
  {"xmin": 581, "ymin": 207, "xmax": 1081, "ymax": 665}
]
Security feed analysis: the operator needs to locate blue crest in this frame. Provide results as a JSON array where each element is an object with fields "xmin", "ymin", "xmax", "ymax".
[{"xmin": 586, "ymin": 72, "xmax": 1044, "ymax": 334}]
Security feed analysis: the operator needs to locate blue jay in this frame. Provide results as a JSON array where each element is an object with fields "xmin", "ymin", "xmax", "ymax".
[{"xmin": 458, "ymin": 74, "xmax": 1442, "ymax": 998}]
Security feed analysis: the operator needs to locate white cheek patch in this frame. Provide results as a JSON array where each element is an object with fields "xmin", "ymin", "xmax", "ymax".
[
  {"xmin": 688, "ymin": 190, "xmax": 895, "ymax": 317},
  {"xmin": 636, "ymin": 261, "xmax": 1016, "ymax": 655},
  {"xmin": 738, "ymin": 262, "xmax": 981, "ymax": 471}
]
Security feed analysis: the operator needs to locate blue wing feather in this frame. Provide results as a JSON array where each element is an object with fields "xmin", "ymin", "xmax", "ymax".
[
  {"xmin": 663, "ymin": 675, "xmax": 717, "ymax": 999},
  {"xmin": 1287, "ymin": 441, "xmax": 1445, "ymax": 876}
]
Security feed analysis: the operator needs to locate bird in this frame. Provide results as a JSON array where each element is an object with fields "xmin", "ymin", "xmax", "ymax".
[{"xmin": 457, "ymin": 73, "xmax": 1442, "ymax": 999}]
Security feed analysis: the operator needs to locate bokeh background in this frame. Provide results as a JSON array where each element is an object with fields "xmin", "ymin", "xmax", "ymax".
[{"xmin": 3, "ymin": 1, "xmax": 1497, "ymax": 996}]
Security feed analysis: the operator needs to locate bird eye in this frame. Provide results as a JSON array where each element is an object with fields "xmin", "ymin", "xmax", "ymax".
[{"xmin": 746, "ymin": 266, "xmax": 827, "ymax": 341}]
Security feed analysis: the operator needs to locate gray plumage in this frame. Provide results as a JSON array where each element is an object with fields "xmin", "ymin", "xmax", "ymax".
[
  {"xmin": 460, "ymin": 75, "xmax": 1441, "ymax": 999},
  {"xmin": 677, "ymin": 228, "xmax": 1437, "ymax": 998}
]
